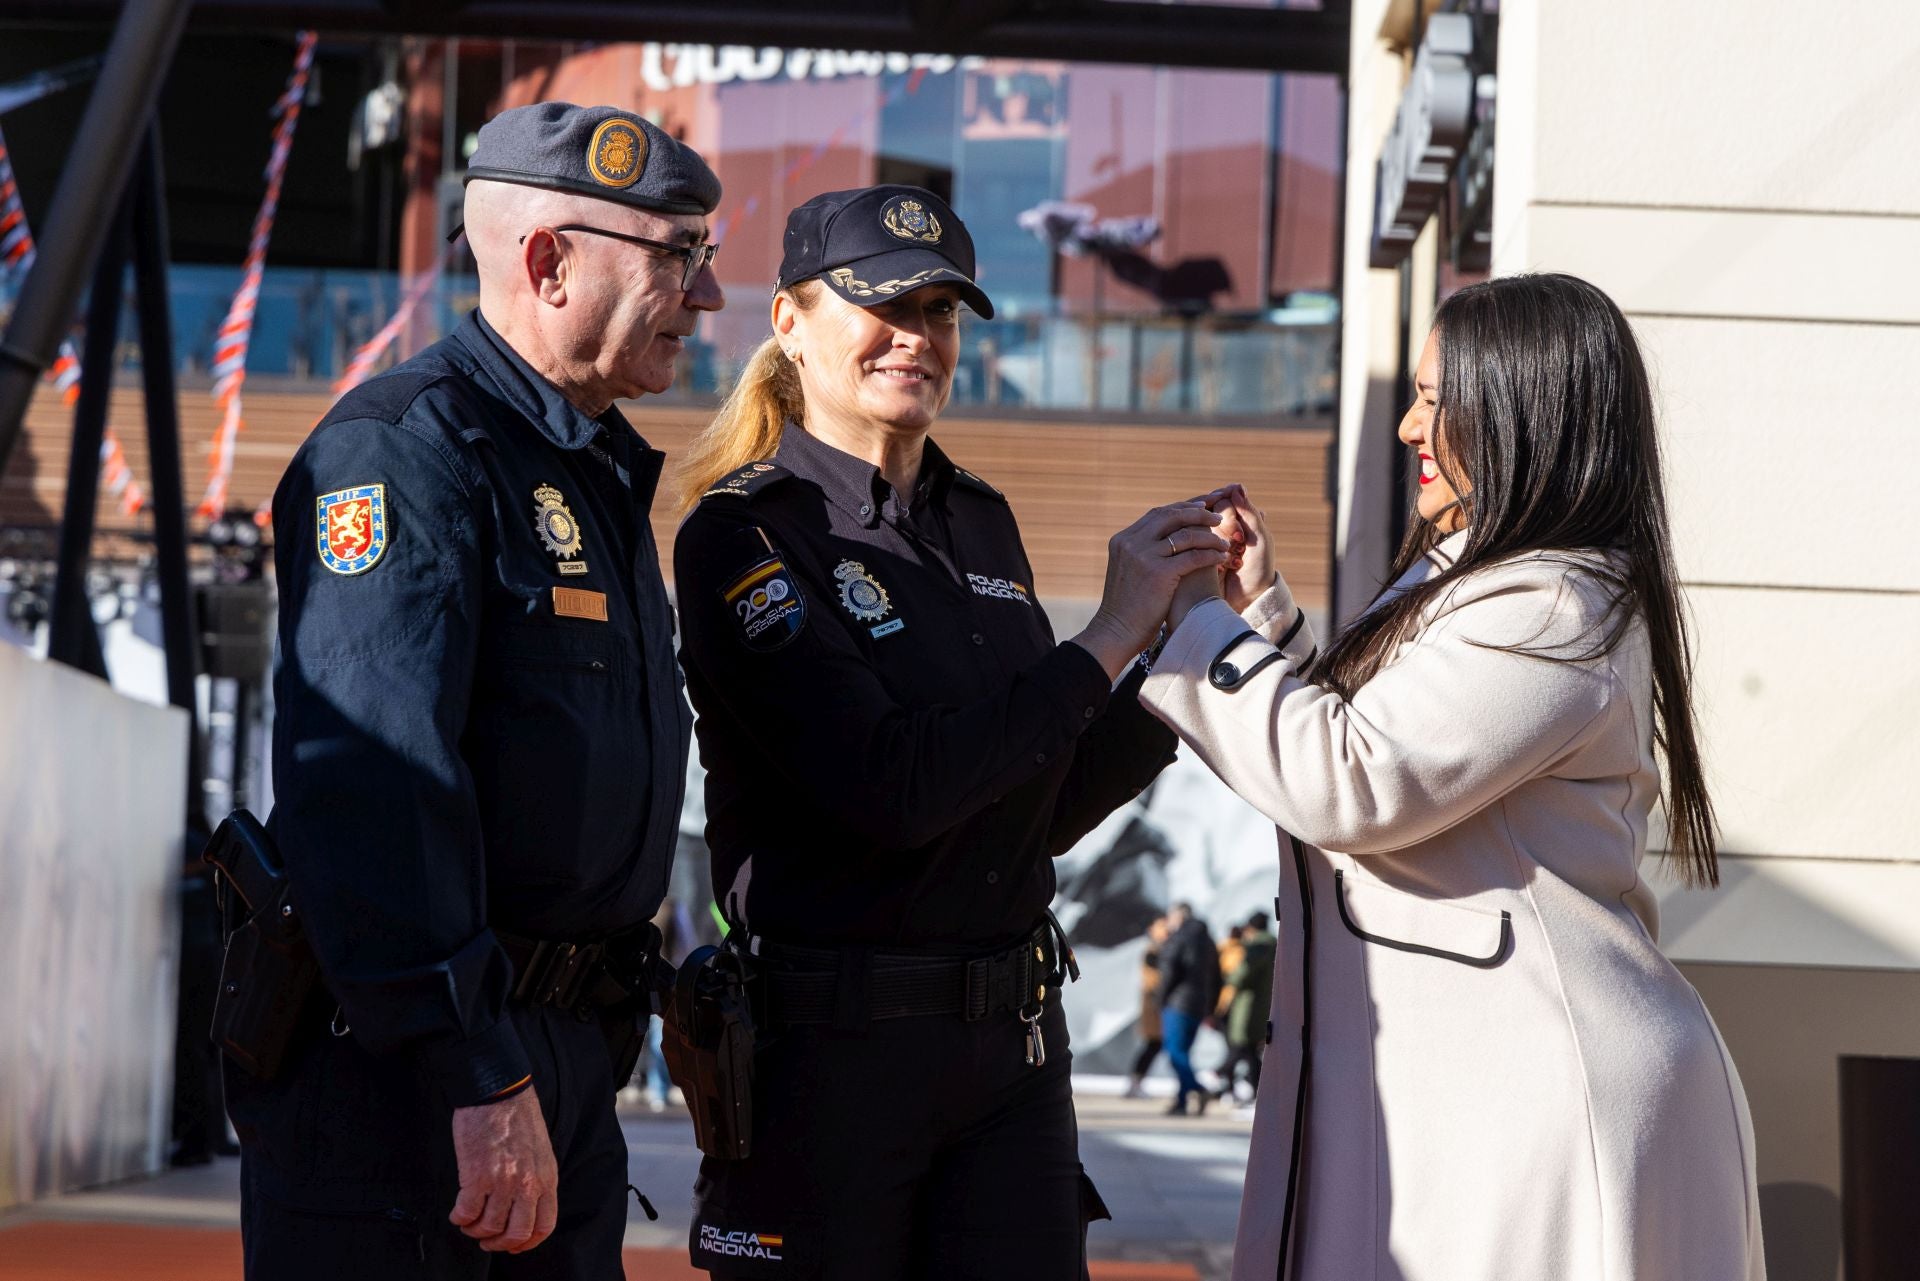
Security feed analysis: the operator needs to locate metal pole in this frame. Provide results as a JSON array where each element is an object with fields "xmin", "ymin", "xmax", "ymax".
[
  {"xmin": 0, "ymin": 0, "xmax": 196, "ymax": 481},
  {"xmin": 131, "ymin": 126, "xmax": 198, "ymax": 717},
  {"xmin": 130, "ymin": 122, "xmax": 210, "ymax": 833},
  {"xmin": 46, "ymin": 198, "xmax": 132, "ymax": 677}
]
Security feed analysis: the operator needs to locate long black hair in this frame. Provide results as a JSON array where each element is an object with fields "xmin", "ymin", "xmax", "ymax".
[{"xmin": 1311, "ymin": 273, "xmax": 1718, "ymax": 886}]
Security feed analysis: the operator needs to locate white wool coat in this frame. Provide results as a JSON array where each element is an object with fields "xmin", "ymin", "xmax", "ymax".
[{"xmin": 1139, "ymin": 532, "xmax": 1765, "ymax": 1281}]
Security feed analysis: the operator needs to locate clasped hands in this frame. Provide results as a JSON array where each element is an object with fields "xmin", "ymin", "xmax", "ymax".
[{"xmin": 1073, "ymin": 484, "xmax": 1277, "ymax": 681}]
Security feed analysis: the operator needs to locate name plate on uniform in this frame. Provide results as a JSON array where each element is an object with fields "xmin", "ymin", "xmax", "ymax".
[{"xmin": 552, "ymin": 587, "xmax": 608, "ymax": 621}]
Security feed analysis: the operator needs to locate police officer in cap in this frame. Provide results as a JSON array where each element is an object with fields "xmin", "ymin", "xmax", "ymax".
[
  {"xmin": 234, "ymin": 103, "xmax": 722, "ymax": 1276},
  {"xmin": 671, "ymin": 185, "xmax": 1232, "ymax": 1277}
]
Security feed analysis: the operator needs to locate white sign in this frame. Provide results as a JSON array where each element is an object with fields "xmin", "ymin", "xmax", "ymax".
[{"xmin": 638, "ymin": 44, "xmax": 972, "ymax": 92}]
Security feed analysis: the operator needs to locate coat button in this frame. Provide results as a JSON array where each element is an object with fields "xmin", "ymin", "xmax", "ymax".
[
  {"xmin": 986, "ymin": 871, "xmax": 999, "ymax": 885},
  {"xmin": 1082, "ymin": 706, "xmax": 1096, "ymax": 719},
  {"xmin": 971, "ymin": 633, "xmax": 986, "ymax": 646},
  {"xmin": 1035, "ymin": 752, "xmax": 1048, "ymax": 765},
  {"xmin": 859, "ymin": 503, "xmax": 872, "ymax": 517},
  {"xmin": 1210, "ymin": 661, "xmax": 1240, "ymax": 688}
]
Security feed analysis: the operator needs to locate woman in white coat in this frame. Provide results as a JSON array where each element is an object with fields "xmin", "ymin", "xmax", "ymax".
[{"xmin": 1135, "ymin": 274, "xmax": 1765, "ymax": 1280}]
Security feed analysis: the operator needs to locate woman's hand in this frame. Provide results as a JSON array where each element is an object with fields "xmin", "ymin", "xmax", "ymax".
[
  {"xmin": 1071, "ymin": 502, "xmax": 1231, "ymax": 681},
  {"xmin": 1169, "ymin": 556, "xmax": 1224, "ymax": 632},
  {"xmin": 1207, "ymin": 483, "xmax": 1277, "ymax": 614}
]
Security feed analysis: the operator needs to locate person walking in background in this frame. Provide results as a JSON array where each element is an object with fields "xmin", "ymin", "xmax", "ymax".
[
  {"xmin": 1157, "ymin": 902, "xmax": 1220, "ymax": 1116},
  {"xmin": 1124, "ymin": 915, "xmax": 1171, "ymax": 1098},
  {"xmin": 1216, "ymin": 911, "xmax": 1275, "ymax": 1104}
]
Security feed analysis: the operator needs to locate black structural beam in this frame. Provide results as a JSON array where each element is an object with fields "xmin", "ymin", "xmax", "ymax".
[
  {"xmin": 130, "ymin": 124, "xmax": 201, "ymax": 726},
  {"xmin": 45, "ymin": 194, "xmax": 130, "ymax": 678},
  {"xmin": 0, "ymin": 0, "xmax": 1351, "ymax": 74},
  {"xmin": 0, "ymin": 0, "xmax": 195, "ymax": 485}
]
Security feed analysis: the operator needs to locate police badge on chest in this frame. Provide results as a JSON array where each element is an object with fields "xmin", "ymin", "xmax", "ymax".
[{"xmin": 533, "ymin": 482, "xmax": 589, "ymax": 575}]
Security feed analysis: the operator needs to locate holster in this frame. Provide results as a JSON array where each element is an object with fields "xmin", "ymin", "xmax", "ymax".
[
  {"xmin": 660, "ymin": 944, "xmax": 757, "ymax": 1160},
  {"xmin": 203, "ymin": 811, "xmax": 322, "ymax": 1080},
  {"xmin": 499, "ymin": 922, "xmax": 671, "ymax": 1093}
]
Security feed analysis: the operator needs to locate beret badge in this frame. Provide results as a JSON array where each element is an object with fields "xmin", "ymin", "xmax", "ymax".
[
  {"xmin": 587, "ymin": 118, "xmax": 647, "ymax": 188},
  {"xmin": 881, "ymin": 196, "xmax": 942, "ymax": 244}
]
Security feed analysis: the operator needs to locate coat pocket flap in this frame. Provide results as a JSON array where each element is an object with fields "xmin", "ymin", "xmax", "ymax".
[{"xmin": 1334, "ymin": 871, "xmax": 1511, "ymax": 967}]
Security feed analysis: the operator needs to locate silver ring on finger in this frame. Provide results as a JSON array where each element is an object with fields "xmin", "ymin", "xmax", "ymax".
[{"xmin": 1166, "ymin": 534, "xmax": 1179, "ymax": 555}]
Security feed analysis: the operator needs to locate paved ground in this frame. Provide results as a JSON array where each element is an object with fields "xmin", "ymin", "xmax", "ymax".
[{"xmin": 0, "ymin": 1079, "xmax": 1251, "ymax": 1280}]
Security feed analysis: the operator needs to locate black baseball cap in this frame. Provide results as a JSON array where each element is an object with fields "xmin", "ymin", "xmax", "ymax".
[{"xmin": 775, "ymin": 185, "xmax": 995, "ymax": 319}]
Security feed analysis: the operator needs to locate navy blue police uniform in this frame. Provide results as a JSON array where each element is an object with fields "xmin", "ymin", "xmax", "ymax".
[
  {"xmin": 672, "ymin": 186, "xmax": 1179, "ymax": 1280},
  {"xmin": 229, "ymin": 104, "xmax": 718, "ymax": 1279}
]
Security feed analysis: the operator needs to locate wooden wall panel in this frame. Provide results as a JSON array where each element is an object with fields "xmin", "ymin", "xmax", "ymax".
[{"xmin": 2, "ymin": 384, "xmax": 1330, "ymax": 610}]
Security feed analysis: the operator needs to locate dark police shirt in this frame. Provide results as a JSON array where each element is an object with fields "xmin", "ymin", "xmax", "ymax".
[
  {"xmin": 269, "ymin": 310, "xmax": 692, "ymax": 1107},
  {"xmin": 674, "ymin": 425, "xmax": 1176, "ymax": 952}
]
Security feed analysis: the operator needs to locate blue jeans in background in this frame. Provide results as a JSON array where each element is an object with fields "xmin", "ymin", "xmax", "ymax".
[{"xmin": 1161, "ymin": 1007, "xmax": 1204, "ymax": 1104}]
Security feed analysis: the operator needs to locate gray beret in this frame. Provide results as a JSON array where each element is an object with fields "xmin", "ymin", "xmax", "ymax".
[{"xmin": 464, "ymin": 102, "xmax": 721, "ymax": 216}]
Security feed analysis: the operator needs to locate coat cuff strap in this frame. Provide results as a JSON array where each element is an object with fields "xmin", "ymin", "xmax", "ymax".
[{"xmin": 425, "ymin": 1015, "xmax": 535, "ymax": 1108}]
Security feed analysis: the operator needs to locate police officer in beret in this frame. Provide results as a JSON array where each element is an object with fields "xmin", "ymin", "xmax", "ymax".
[
  {"xmin": 232, "ymin": 103, "xmax": 722, "ymax": 1277},
  {"xmin": 670, "ymin": 185, "xmax": 1231, "ymax": 1277}
]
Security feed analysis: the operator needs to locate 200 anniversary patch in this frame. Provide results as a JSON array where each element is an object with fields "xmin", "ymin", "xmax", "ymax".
[{"xmin": 723, "ymin": 557, "xmax": 807, "ymax": 652}]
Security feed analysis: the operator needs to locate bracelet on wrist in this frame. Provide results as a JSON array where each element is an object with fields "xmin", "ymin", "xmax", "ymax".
[{"xmin": 1138, "ymin": 624, "xmax": 1170, "ymax": 673}]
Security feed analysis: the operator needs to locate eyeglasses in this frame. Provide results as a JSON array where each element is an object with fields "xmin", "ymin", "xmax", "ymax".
[{"xmin": 519, "ymin": 224, "xmax": 719, "ymax": 291}]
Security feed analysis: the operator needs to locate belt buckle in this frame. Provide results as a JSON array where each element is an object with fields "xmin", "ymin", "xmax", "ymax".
[
  {"xmin": 962, "ymin": 955, "xmax": 991, "ymax": 1022},
  {"xmin": 516, "ymin": 940, "xmax": 603, "ymax": 1011}
]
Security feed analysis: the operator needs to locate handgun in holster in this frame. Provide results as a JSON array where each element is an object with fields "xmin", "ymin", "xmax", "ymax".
[
  {"xmin": 202, "ymin": 809, "xmax": 321, "ymax": 1080},
  {"xmin": 660, "ymin": 943, "xmax": 757, "ymax": 1160},
  {"xmin": 575, "ymin": 922, "xmax": 672, "ymax": 1088}
]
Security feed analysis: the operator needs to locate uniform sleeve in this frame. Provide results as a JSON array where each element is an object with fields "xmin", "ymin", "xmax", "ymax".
[
  {"xmin": 1043, "ymin": 662, "xmax": 1177, "ymax": 856},
  {"xmin": 675, "ymin": 506, "xmax": 1115, "ymax": 851},
  {"xmin": 269, "ymin": 416, "xmax": 529, "ymax": 1107},
  {"xmin": 1139, "ymin": 565, "xmax": 1619, "ymax": 855}
]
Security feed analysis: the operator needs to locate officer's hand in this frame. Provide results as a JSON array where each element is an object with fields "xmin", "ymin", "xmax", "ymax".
[
  {"xmin": 448, "ymin": 1087, "xmax": 560, "ymax": 1253},
  {"xmin": 1074, "ymin": 502, "xmax": 1230, "ymax": 680}
]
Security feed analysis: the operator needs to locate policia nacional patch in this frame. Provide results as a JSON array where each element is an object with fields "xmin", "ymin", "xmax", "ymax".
[
  {"xmin": 723, "ymin": 557, "xmax": 806, "ymax": 652},
  {"xmin": 316, "ymin": 484, "xmax": 388, "ymax": 575}
]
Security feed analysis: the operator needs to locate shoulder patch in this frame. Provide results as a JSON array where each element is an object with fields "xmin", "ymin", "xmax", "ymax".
[
  {"xmin": 316, "ymin": 484, "xmax": 389, "ymax": 575},
  {"xmin": 722, "ymin": 555, "xmax": 807, "ymax": 652},
  {"xmin": 952, "ymin": 467, "xmax": 1008, "ymax": 503},
  {"xmin": 701, "ymin": 461, "xmax": 792, "ymax": 503}
]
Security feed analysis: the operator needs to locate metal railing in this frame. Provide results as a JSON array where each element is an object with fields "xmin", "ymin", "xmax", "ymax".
[{"xmin": 3, "ymin": 265, "xmax": 1339, "ymax": 420}]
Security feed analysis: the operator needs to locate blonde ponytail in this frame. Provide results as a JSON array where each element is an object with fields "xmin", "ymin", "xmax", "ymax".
[{"xmin": 674, "ymin": 282, "xmax": 820, "ymax": 512}]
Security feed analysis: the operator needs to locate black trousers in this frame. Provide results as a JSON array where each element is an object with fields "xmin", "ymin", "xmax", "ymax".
[
  {"xmin": 1129, "ymin": 1037, "xmax": 1164, "ymax": 1080},
  {"xmin": 1215, "ymin": 1042, "xmax": 1263, "ymax": 1096},
  {"xmin": 691, "ymin": 997, "xmax": 1107, "ymax": 1280},
  {"xmin": 226, "ymin": 1003, "xmax": 632, "ymax": 1280}
]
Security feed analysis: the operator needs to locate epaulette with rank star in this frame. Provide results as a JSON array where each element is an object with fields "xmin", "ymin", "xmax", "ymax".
[
  {"xmin": 701, "ymin": 460, "xmax": 793, "ymax": 502},
  {"xmin": 952, "ymin": 466, "xmax": 1009, "ymax": 503}
]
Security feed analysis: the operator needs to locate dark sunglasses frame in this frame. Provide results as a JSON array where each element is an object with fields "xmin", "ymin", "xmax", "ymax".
[{"xmin": 510, "ymin": 223, "xmax": 719, "ymax": 290}]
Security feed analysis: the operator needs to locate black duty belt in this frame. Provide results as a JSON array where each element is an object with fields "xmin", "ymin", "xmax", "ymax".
[
  {"xmin": 751, "ymin": 915, "xmax": 1077, "ymax": 1026},
  {"xmin": 498, "ymin": 925, "xmax": 660, "ymax": 1016}
]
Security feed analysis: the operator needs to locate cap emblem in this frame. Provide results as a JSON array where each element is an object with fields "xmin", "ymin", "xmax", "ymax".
[
  {"xmin": 586, "ymin": 118, "xmax": 646, "ymax": 189},
  {"xmin": 881, "ymin": 196, "xmax": 943, "ymax": 245}
]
